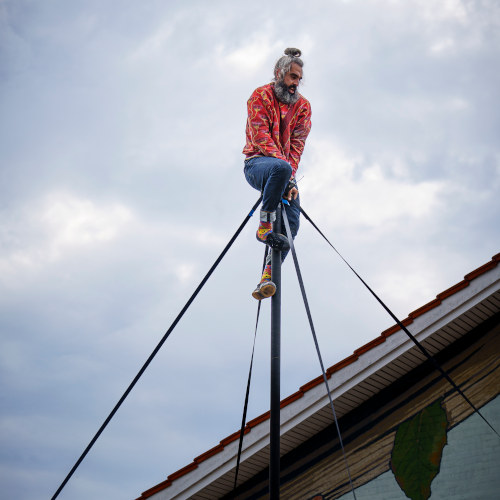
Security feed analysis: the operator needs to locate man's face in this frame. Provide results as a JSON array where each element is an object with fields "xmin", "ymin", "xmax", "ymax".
[
  {"xmin": 274, "ymin": 62, "xmax": 303, "ymax": 104},
  {"xmin": 281, "ymin": 63, "xmax": 303, "ymax": 95}
]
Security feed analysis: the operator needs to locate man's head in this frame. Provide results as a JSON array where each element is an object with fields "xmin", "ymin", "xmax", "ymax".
[{"xmin": 273, "ymin": 48, "xmax": 303, "ymax": 105}]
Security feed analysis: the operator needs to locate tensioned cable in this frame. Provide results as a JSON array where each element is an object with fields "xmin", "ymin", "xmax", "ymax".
[
  {"xmin": 282, "ymin": 204, "xmax": 358, "ymax": 500},
  {"xmin": 300, "ymin": 206, "xmax": 500, "ymax": 439},
  {"xmin": 51, "ymin": 196, "xmax": 263, "ymax": 500},
  {"xmin": 232, "ymin": 246, "xmax": 269, "ymax": 492}
]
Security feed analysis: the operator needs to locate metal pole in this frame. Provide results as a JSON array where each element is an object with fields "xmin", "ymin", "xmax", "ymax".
[{"xmin": 269, "ymin": 203, "xmax": 282, "ymax": 499}]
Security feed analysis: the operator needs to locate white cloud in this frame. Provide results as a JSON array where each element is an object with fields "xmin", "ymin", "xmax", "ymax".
[
  {"xmin": 174, "ymin": 262, "xmax": 196, "ymax": 285},
  {"xmin": 127, "ymin": 19, "xmax": 176, "ymax": 64},
  {"xmin": 0, "ymin": 192, "xmax": 133, "ymax": 278},
  {"xmin": 215, "ymin": 29, "xmax": 314, "ymax": 80},
  {"xmin": 430, "ymin": 37, "xmax": 456, "ymax": 55},
  {"xmin": 303, "ymin": 140, "xmax": 445, "ymax": 229},
  {"xmin": 417, "ymin": 0, "xmax": 468, "ymax": 24},
  {"xmin": 41, "ymin": 193, "xmax": 132, "ymax": 255},
  {"xmin": 216, "ymin": 34, "xmax": 279, "ymax": 76},
  {"xmin": 371, "ymin": 251, "xmax": 448, "ymax": 316}
]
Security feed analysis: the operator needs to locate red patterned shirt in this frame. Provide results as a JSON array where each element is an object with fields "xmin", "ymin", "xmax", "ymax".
[{"xmin": 243, "ymin": 83, "xmax": 312, "ymax": 177}]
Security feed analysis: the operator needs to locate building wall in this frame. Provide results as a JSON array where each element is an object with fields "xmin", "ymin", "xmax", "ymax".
[{"xmin": 336, "ymin": 395, "xmax": 500, "ymax": 500}]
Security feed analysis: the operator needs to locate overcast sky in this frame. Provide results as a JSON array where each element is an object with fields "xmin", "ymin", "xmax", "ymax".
[{"xmin": 1, "ymin": 1, "xmax": 499, "ymax": 499}]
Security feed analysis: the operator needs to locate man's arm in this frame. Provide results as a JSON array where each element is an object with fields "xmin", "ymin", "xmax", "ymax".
[{"xmin": 288, "ymin": 100, "xmax": 312, "ymax": 176}]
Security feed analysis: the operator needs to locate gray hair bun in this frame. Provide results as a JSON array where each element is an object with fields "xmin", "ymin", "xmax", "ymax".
[{"xmin": 284, "ymin": 47, "xmax": 301, "ymax": 58}]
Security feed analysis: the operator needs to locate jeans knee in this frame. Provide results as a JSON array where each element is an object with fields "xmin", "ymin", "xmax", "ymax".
[{"xmin": 271, "ymin": 161, "xmax": 292, "ymax": 182}]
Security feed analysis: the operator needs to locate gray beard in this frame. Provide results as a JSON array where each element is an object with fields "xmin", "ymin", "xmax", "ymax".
[{"xmin": 274, "ymin": 79, "xmax": 300, "ymax": 105}]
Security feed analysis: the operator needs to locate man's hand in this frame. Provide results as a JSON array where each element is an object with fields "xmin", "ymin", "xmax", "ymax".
[
  {"xmin": 286, "ymin": 187, "xmax": 299, "ymax": 201},
  {"xmin": 284, "ymin": 178, "xmax": 298, "ymax": 201}
]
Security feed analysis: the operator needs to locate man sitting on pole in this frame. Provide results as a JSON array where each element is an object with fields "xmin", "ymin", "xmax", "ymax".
[{"xmin": 243, "ymin": 47, "xmax": 312, "ymax": 300}]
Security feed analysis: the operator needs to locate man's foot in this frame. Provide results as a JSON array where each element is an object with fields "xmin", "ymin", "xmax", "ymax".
[
  {"xmin": 252, "ymin": 280, "xmax": 276, "ymax": 300},
  {"xmin": 251, "ymin": 264, "xmax": 276, "ymax": 300},
  {"xmin": 256, "ymin": 222, "xmax": 290, "ymax": 251}
]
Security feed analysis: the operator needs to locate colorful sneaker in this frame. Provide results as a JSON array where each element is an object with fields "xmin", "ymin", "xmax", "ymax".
[
  {"xmin": 256, "ymin": 210, "xmax": 290, "ymax": 251},
  {"xmin": 260, "ymin": 231, "xmax": 290, "ymax": 251},
  {"xmin": 252, "ymin": 264, "xmax": 276, "ymax": 300}
]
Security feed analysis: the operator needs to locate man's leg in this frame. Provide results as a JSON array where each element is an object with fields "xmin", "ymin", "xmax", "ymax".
[
  {"xmin": 244, "ymin": 156, "xmax": 292, "ymax": 212},
  {"xmin": 245, "ymin": 156, "xmax": 293, "ymax": 300},
  {"xmin": 244, "ymin": 156, "xmax": 292, "ymax": 251},
  {"xmin": 251, "ymin": 195, "xmax": 300, "ymax": 300}
]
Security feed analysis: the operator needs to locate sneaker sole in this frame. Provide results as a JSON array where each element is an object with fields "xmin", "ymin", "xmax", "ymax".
[
  {"xmin": 256, "ymin": 232, "xmax": 290, "ymax": 252},
  {"xmin": 252, "ymin": 281, "xmax": 276, "ymax": 300}
]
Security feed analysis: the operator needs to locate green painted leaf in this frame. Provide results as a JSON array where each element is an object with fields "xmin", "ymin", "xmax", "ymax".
[{"xmin": 391, "ymin": 399, "xmax": 448, "ymax": 500}]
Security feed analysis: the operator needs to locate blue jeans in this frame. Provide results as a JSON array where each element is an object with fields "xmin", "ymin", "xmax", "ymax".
[{"xmin": 244, "ymin": 156, "xmax": 300, "ymax": 261}]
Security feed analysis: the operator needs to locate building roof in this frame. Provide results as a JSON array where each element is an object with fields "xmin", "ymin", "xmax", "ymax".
[{"xmin": 137, "ymin": 252, "xmax": 500, "ymax": 500}]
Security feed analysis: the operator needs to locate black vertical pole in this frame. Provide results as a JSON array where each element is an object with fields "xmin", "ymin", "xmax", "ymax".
[{"xmin": 269, "ymin": 203, "xmax": 282, "ymax": 499}]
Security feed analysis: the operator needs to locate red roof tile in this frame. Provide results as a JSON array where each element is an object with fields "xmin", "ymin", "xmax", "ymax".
[
  {"xmin": 137, "ymin": 479, "xmax": 172, "ymax": 499},
  {"xmin": 354, "ymin": 336, "xmax": 386, "ymax": 356},
  {"xmin": 300, "ymin": 374, "xmax": 327, "ymax": 392},
  {"xmin": 220, "ymin": 430, "xmax": 243, "ymax": 447},
  {"xmin": 408, "ymin": 298, "xmax": 442, "ymax": 319},
  {"xmin": 436, "ymin": 280, "xmax": 469, "ymax": 300},
  {"xmin": 326, "ymin": 353, "xmax": 359, "ymax": 375},
  {"xmin": 168, "ymin": 462, "xmax": 198, "ymax": 481},
  {"xmin": 381, "ymin": 317, "xmax": 413, "ymax": 338},
  {"xmin": 246, "ymin": 411, "xmax": 270, "ymax": 429},
  {"xmin": 464, "ymin": 260, "xmax": 498, "ymax": 280},
  {"xmin": 194, "ymin": 444, "xmax": 225, "ymax": 464},
  {"xmin": 280, "ymin": 391, "xmax": 304, "ymax": 408}
]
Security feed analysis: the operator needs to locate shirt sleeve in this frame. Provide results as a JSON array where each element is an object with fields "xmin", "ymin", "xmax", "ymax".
[
  {"xmin": 288, "ymin": 100, "xmax": 312, "ymax": 176},
  {"xmin": 246, "ymin": 90, "xmax": 288, "ymax": 161}
]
